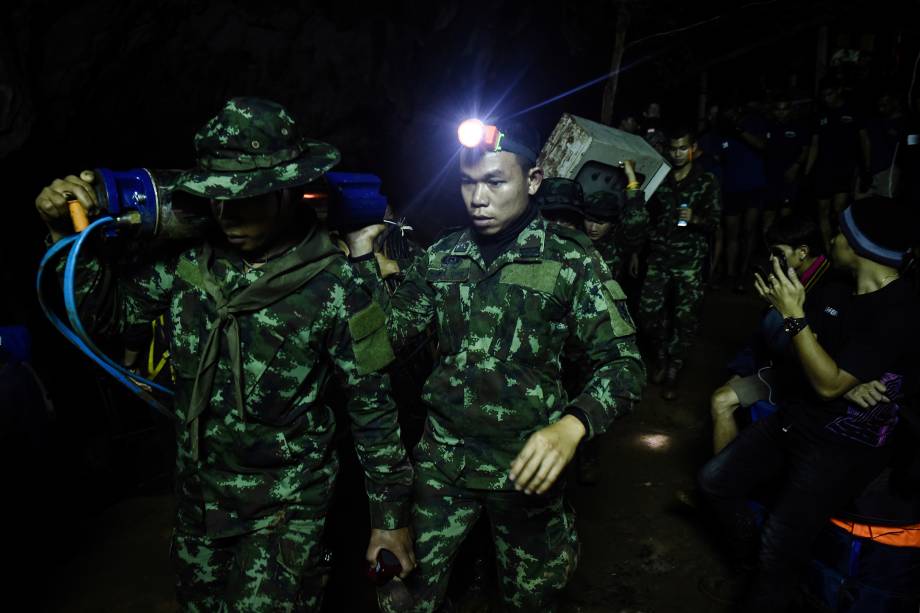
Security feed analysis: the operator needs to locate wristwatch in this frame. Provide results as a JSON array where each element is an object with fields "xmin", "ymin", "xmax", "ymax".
[{"xmin": 782, "ymin": 316, "xmax": 808, "ymax": 336}]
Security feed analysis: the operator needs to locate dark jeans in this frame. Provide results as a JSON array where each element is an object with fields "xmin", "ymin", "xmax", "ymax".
[{"xmin": 699, "ymin": 411, "xmax": 890, "ymax": 612}]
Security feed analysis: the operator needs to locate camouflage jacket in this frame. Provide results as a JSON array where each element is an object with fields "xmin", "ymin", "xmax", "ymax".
[
  {"xmin": 358, "ymin": 216, "xmax": 645, "ymax": 490},
  {"xmin": 646, "ymin": 164, "xmax": 721, "ymax": 265},
  {"xmin": 67, "ymin": 230, "xmax": 413, "ymax": 538},
  {"xmin": 592, "ymin": 188, "xmax": 649, "ymax": 277}
]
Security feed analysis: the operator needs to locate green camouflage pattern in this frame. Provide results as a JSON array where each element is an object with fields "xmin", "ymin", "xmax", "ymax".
[
  {"xmin": 63, "ymin": 234, "xmax": 414, "ymax": 607},
  {"xmin": 176, "ymin": 97, "xmax": 340, "ymax": 200},
  {"xmin": 67, "ymin": 237, "xmax": 412, "ymax": 540},
  {"xmin": 378, "ymin": 464, "xmax": 579, "ymax": 612},
  {"xmin": 639, "ymin": 164, "xmax": 721, "ymax": 364},
  {"xmin": 639, "ymin": 263, "xmax": 704, "ymax": 366},
  {"xmin": 359, "ymin": 215, "xmax": 645, "ymax": 491},
  {"xmin": 644, "ymin": 164, "xmax": 721, "ymax": 264},
  {"xmin": 533, "ymin": 177, "xmax": 585, "ymax": 215},
  {"xmin": 172, "ymin": 514, "xmax": 328, "ymax": 612},
  {"xmin": 346, "ymin": 237, "xmax": 437, "ymax": 447},
  {"xmin": 589, "ymin": 188, "xmax": 649, "ymax": 278}
]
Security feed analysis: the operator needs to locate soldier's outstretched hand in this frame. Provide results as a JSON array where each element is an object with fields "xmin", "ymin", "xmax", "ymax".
[{"xmin": 509, "ymin": 415, "xmax": 586, "ymax": 495}]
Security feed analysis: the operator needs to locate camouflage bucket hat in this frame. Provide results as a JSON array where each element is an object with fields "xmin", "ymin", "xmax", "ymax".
[
  {"xmin": 175, "ymin": 97, "xmax": 340, "ymax": 200},
  {"xmin": 583, "ymin": 190, "xmax": 625, "ymax": 222},
  {"xmin": 534, "ymin": 178, "xmax": 585, "ymax": 215}
]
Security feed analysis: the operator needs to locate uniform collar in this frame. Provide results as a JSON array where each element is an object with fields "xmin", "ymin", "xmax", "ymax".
[
  {"xmin": 452, "ymin": 215, "xmax": 547, "ymax": 269},
  {"xmin": 669, "ymin": 161, "xmax": 703, "ymax": 187}
]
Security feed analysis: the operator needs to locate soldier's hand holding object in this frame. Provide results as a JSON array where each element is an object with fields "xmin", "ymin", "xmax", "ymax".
[
  {"xmin": 367, "ymin": 527, "xmax": 417, "ymax": 578},
  {"xmin": 345, "ymin": 223, "xmax": 387, "ymax": 258},
  {"xmin": 35, "ymin": 170, "xmax": 99, "ymax": 242},
  {"xmin": 509, "ymin": 415, "xmax": 586, "ymax": 495}
]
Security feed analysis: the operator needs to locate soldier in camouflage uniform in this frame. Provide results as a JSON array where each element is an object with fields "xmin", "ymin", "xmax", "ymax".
[
  {"xmin": 638, "ymin": 127, "xmax": 721, "ymax": 400},
  {"xmin": 348, "ymin": 121, "xmax": 645, "ymax": 611},
  {"xmin": 582, "ymin": 160, "xmax": 649, "ymax": 279},
  {"xmin": 534, "ymin": 177, "xmax": 586, "ymax": 231},
  {"xmin": 35, "ymin": 97, "xmax": 415, "ymax": 612},
  {"xmin": 571, "ymin": 162, "xmax": 649, "ymax": 484}
]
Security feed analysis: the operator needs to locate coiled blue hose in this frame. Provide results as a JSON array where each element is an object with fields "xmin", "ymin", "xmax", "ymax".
[{"xmin": 37, "ymin": 223, "xmax": 174, "ymax": 417}]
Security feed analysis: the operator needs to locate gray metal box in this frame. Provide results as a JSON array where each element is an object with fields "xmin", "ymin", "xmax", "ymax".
[{"xmin": 538, "ymin": 113, "xmax": 671, "ymax": 202}]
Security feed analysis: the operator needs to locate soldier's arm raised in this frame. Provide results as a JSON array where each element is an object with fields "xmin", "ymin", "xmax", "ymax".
[
  {"xmin": 615, "ymin": 188, "xmax": 650, "ymax": 254},
  {"xmin": 376, "ymin": 252, "xmax": 437, "ymax": 351},
  {"xmin": 55, "ymin": 242, "xmax": 174, "ymax": 341},
  {"xmin": 38, "ymin": 171, "xmax": 173, "ymax": 337}
]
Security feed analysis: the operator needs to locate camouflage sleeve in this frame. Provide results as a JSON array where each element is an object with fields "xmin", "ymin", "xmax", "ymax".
[
  {"xmin": 327, "ymin": 273, "xmax": 414, "ymax": 529},
  {"xmin": 615, "ymin": 189, "xmax": 650, "ymax": 253},
  {"xmin": 348, "ymin": 251, "xmax": 437, "ymax": 352},
  {"xmin": 56, "ymin": 253, "xmax": 174, "ymax": 339},
  {"xmin": 378, "ymin": 254, "xmax": 437, "ymax": 351},
  {"xmin": 348, "ymin": 255, "xmax": 391, "ymax": 308},
  {"xmin": 689, "ymin": 174, "xmax": 722, "ymax": 234},
  {"xmin": 564, "ymin": 254, "xmax": 646, "ymax": 438}
]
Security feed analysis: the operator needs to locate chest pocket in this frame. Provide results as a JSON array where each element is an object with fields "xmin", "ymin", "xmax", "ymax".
[
  {"xmin": 425, "ymin": 255, "xmax": 471, "ymax": 356},
  {"xmin": 489, "ymin": 261, "xmax": 566, "ymax": 364},
  {"xmin": 238, "ymin": 304, "xmax": 320, "ymax": 425}
]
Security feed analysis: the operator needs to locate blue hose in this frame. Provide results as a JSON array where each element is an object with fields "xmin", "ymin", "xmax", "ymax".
[
  {"xmin": 37, "ymin": 226, "xmax": 174, "ymax": 417},
  {"xmin": 63, "ymin": 217, "xmax": 174, "ymax": 397}
]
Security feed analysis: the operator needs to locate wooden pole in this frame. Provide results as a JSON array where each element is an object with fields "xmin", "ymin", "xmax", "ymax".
[
  {"xmin": 697, "ymin": 70, "xmax": 709, "ymax": 134},
  {"xmin": 815, "ymin": 25, "xmax": 828, "ymax": 96},
  {"xmin": 601, "ymin": 1, "xmax": 630, "ymax": 126}
]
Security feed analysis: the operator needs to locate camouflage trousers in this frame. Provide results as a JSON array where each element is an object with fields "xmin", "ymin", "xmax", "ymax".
[
  {"xmin": 379, "ymin": 465, "xmax": 579, "ymax": 612},
  {"xmin": 639, "ymin": 258, "xmax": 705, "ymax": 366},
  {"xmin": 171, "ymin": 513, "xmax": 328, "ymax": 612}
]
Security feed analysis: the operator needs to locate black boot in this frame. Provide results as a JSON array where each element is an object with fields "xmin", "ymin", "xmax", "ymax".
[
  {"xmin": 661, "ymin": 361, "xmax": 682, "ymax": 401},
  {"xmin": 651, "ymin": 348, "xmax": 669, "ymax": 384}
]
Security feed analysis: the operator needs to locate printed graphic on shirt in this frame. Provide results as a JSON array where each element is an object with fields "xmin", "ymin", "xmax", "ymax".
[{"xmin": 825, "ymin": 371, "xmax": 902, "ymax": 447}]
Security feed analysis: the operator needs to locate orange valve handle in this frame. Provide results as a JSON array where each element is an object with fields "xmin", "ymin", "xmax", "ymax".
[{"xmin": 68, "ymin": 200, "xmax": 89, "ymax": 233}]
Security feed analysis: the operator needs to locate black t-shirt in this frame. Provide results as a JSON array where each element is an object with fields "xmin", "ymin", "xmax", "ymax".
[
  {"xmin": 866, "ymin": 115, "xmax": 905, "ymax": 175},
  {"xmin": 813, "ymin": 104, "xmax": 866, "ymax": 169},
  {"xmin": 781, "ymin": 278, "xmax": 920, "ymax": 446},
  {"xmin": 764, "ymin": 120, "xmax": 809, "ymax": 180},
  {"xmin": 473, "ymin": 201, "xmax": 538, "ymax": 267}
]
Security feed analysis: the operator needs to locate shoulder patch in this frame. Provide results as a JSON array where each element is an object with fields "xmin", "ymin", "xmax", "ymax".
[
  {"xmin": 601, "ymin": 279, "xmax": 637, "ymax": 337},
  {"xmin": 348, "ymin": 302, "xmax": 396, "ymax": 374}
]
